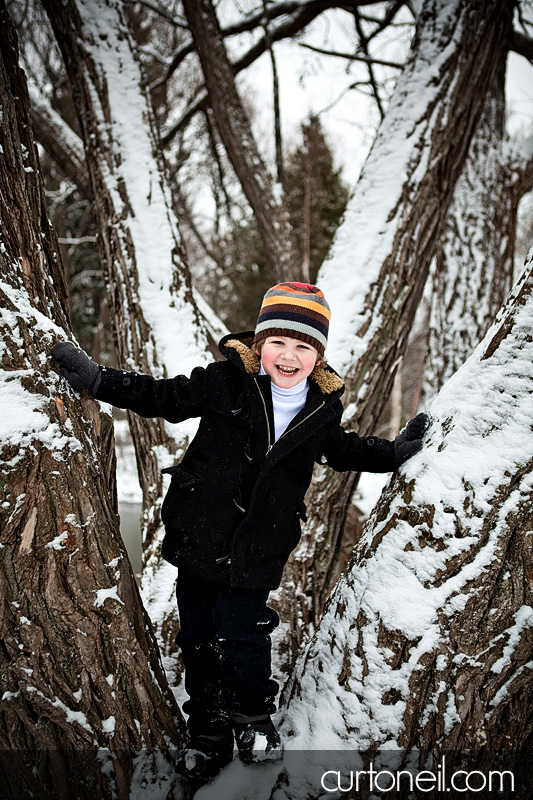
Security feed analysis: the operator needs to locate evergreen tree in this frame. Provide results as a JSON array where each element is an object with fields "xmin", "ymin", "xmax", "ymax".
[
  {"xmin": 201, "ymin": 114, "xmax": 350, "ymax": 332},
  {"xmin": 285, "ymin": 114, "xmax": 350, "ymax": 283}
]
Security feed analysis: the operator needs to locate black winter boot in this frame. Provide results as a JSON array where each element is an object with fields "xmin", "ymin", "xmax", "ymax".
[
  {"xmin": 176, "ymin": 731, "xmax": 234, "ymax": 781},
  {"xmin": 231, "ymin": 713, "xmax": 283, "ymax": 765}
]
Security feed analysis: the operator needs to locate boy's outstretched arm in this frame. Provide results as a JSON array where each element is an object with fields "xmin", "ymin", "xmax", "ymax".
[
  {"xmin": 321, "ymin": 412, "xmax": 431, "ymax": 473},
  {"xmin": 51, "ymin": 341, "xmax": 209, "ymax": 422}
]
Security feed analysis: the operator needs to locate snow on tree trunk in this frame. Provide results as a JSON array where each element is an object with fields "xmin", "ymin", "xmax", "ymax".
[
  {"xmin": 0, "ymin": 6, "xmax": 184, "ymax": 795},
  {"xmin": 41, "ymin": 0, "xmax": 220, "ymax": 661},
  {"xmin": 423, "ymin": 74, "xmax": 533, "ymax": 401},
  {"xmin": 274, "ymin": 0, "xmax": 515, "ymax": 671},
  {"xmin": 181, "ymin": 0, "xmax": 300, "ymax": 283},
  {"xmin": 275, "ymin": 258, "xmax": 533, "ymax": 797}
]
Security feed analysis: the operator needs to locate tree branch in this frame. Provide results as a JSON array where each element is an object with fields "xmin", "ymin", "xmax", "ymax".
[
  {"xmin": 353, "ymin": 6, "xmax": 385, "ymax": 119},
  {"xmin": 358, "ymin": 0, "xmax": 410, "ymax": 41},
  {"xmin": 299, "ymin": 41, "xmax": 404, "ymax": 68},
  {"xmin": 262, "ymin": 0, "xmax": 285, "ymax": 186},
  {"xmin": 509, "ymin": 29, "xmax": 533, "ymax": 62},
  {"xmin": 161, "ymin": 1, "xmax": 346, "ymax": 146},
  {"xmin": 156, "ymin": 0, "xmax": 343, "ymax": 88}
]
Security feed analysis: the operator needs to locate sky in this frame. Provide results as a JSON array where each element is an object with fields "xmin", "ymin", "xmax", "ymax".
[{"xmin": 224, "ymin": 5, "xmax": 533, "ymax": 185}]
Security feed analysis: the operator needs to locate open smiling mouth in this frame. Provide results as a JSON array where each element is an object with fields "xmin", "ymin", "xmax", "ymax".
[{"xmin": 276, "ymin": 365, "xmax": 299, "ymax": 376}]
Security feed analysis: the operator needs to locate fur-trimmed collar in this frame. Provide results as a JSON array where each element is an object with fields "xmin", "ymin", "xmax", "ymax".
[{"xmin": 222, "ymin": 336, "xmax": 344, "ymax": 396}]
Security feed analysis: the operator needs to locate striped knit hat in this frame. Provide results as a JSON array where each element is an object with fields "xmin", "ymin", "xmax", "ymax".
[{"xmin": 254, "ymin": 282, "xmax": 330, "ymax": 357}]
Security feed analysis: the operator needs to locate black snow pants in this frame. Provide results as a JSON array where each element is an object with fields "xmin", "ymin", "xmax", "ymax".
[{"xmin": 175, "ymin": 569, "xmax": 280, "ymax": 736}]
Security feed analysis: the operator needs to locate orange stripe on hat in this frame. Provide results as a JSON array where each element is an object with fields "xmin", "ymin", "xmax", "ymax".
[{"xmin": 261, "ymin": 294, "xmax": 331, "ymax": 320}]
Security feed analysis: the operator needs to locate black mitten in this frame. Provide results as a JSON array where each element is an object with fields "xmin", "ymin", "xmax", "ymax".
[
  {"xmin": 51, "ymin": 342, "xmax": 102, "ymax": 394},
  {"xmin": 394, "ymin": 412, "xmax": 431, "ymax": 466}
]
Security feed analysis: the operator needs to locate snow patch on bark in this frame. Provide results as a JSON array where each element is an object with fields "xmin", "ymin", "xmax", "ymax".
[{"xmin": 74, "ymin": 0, "xmax": 211, "ymax": 379}]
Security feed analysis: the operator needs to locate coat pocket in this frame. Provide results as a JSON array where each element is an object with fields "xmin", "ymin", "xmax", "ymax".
[
  {"xmin": 161, "ymin": 465, "xmax": 204, "ymax": 488},
  {"xmin": 160, "ymin": 465, "xmax": 203, "ymax": 528}
]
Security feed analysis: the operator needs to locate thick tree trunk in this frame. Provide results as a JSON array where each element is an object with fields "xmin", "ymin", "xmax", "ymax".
[
  {"xmin": 275, "ymin": 0, "xmax": 515, "ymax": 670},
  {"xmin": 41, "ymin": 0, "xmax": 218, "ymax": 658},
  {"xmin": 0, "ymin": 6, "xmax": 184, "ymax": 796},
  {"xmin": 275, "ymin": 257, "xmax": 533, "ymax": 799},
  {"xmin": 181, "ymin": 0, "xmax": 300, "ymax": 283},
  {"xmin": 423, "ymin": 78, "xmax": 533, "ymax": 399}
]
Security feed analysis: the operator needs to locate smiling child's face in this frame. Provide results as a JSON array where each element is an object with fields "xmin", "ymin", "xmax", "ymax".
[{"xmin": 258, "ymin": 335, "xmax": 320, "ymax": 388}]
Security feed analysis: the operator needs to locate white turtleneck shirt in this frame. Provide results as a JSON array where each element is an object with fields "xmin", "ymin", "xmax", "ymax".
[{"xmin": 259, "ymin": 364, "xmax": 309, "ymax": 441}]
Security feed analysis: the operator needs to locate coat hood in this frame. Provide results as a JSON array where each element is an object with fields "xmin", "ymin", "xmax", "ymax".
[{"xmin": 219, "ymin": 331, "xmax": 344, "ymax": 397}]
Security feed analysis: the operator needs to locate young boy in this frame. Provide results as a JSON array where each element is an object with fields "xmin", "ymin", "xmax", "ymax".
[{"xmin": 51, "ymin": 282, "xmax": 428, "ymax": 780}]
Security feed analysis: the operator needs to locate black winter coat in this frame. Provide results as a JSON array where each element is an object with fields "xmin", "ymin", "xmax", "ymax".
[{"xmin": 94, "ymin": 332, "xmax": 396, "ymax": 590}]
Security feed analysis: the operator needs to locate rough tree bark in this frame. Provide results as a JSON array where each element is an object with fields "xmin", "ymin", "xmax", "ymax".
[
  {"xmin": 181, "ymin": 0, "xmax": 300, "ymax": 283},
  {"xmin": 423, "ymin": 78, "xmax": 533, "ymax": 399},
  {"xmin": 274, "ymin": 0, "xmax": 515, "ymax": 670},
  {"xmin": 274, "ymin": 257, "xmax": 533, "ymax": 800},
  {"xmin": 41, "ymin": 0, "xmax": 222, "ymax": 661},
  {"xmin": 0, "ymin": 5, "xmax": 184, "ymax": 797}
]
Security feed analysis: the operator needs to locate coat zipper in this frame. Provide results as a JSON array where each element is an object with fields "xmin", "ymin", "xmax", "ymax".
[
  {"xmin": 279, "ymin": 401, "xmax": 326, "ymax": 447},
  {"xmin": 254, "ymin": 376, "xmax": 274, "ymax": 454},
  {"xmin": 225, "ymin": 382, "xmax": 327, "ymax": 567},
  {"xmin": 254, "ymin": 376, "xmax": 325, "ymax": 457}
]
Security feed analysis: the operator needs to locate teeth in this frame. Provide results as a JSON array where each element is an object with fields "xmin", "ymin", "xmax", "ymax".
[{"xmin": 277, "ymin": 366, "xmax": 298, "ymax": 374}]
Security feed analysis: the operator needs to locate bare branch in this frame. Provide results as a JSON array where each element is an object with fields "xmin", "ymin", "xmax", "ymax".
[
  {"xmin": 149, "ymin": 39, "xmax": 194, "ymax": 89},
  {"xmin": 510, "ymin": 29, "xmax": 533, "ymax": 62},
  {"xmin": 203, "ymin": 107, "xmax": 235, "ymax": 223},
  {"xmin": 137, "ymin": 43, "xmax": 170, "ymax": 65},
  {"xmin": 57, "ymin": 235, "xmax": 97, "ymax": 244},
  {"xmin": 157, "ymin": 2, "xmax": 385, "ymax": 96},
  {"xmin": 181, "ymin": 0, "xmax": 299, "ymax": 281},
  {"xmin": 360, "ymin": 0, "xmax": 410, "ymax": 40},
  {"xmin": 353, "ymin": 6, "xmax": 385, "ymax": 120},
  {"xmin": 161, "ymin": 1, "xmax": 348, "ymax": 146},
  {"xmin": 299, "ymin": 41, "xmax": 404, "ymax": 68},
  {"xmin": 262, "ymin": 0, "xmax": 285, "ymax": 186}
]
